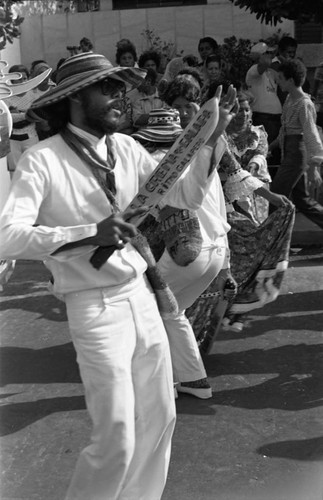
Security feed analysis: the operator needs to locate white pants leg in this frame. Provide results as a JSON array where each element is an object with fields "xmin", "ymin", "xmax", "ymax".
[
  {"xmin": 64, "ymin": 276, "xmax": 176, "ymax": 500},
  {"xmin": 158, "ymin": 241, "xmax": 226, "ymax": 382}
]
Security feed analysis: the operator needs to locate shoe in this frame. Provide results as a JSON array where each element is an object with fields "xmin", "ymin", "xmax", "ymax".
[
  {"xmin": 222, "ymin": 317, "xmax": 231, "ymax": 330},
  {"xmin": 177, "ymin": 378, "xmax": 212, "ymax": 399},
  {"xmin": 231, "ymin": 321, "xmax": 244, "ymax": 332}
]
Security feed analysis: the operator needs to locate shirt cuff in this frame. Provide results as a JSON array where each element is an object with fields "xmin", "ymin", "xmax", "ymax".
[{"xmin": 50, "ymin": 223, "xmax": 98, "ymax": 261}]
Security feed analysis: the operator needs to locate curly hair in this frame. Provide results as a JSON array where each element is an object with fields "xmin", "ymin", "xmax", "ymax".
[
  {"xmin": 177, "ymin": 67, "xmax": 203, "ymax": 88},
  {"xmin": 138, "ymin": 50, "xmax": 161, "ymax": 70},
  {"xmin": 163, "ymin": 74, "xmax": 201, "ymax": 106},
  {"xmin": 277, "ymin": 59, "xmax": 307, "ymax": 87},
  {"xmin": 115, "ymin": 40, "xmax": 137, "ymax": 65},
  {"xmin": 80, "ymin": 37, "xmax": 93, "ymax": 52}
]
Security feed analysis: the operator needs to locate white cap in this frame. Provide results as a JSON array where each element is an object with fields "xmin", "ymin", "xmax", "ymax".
[{"xmin": 250, "ymin": 42, "xmax": 275, "ymax": 55}]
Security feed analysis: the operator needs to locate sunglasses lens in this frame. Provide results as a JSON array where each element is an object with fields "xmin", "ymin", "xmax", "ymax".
[{"xmin": 101, "ymin": 79, "xmax": 125, "ymax": 98}]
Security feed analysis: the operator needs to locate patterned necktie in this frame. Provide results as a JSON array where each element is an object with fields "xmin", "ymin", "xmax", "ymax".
[{"xmin": 60, "ymin": 127, "xmax": 118, "ymax": 210}]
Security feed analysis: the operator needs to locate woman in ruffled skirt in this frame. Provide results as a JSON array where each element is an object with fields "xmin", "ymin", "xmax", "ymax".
[{"xmin": 186, "ymin": 90, "xmax": 295, "ymax": 337}]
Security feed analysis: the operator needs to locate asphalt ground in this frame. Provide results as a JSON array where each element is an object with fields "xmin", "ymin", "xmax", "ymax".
[{"xmin": 0, "ymin": 245, "xmax": 323, "ymax": 500}]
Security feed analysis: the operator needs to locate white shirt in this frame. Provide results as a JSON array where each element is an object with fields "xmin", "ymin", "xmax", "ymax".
[
  {"xmin": 0, "ymin": 124, "xmax": 218, "ymax": 294},
  {"xmin": 246, "ymin": 64, "xmax": 282, "ymax": 114}
]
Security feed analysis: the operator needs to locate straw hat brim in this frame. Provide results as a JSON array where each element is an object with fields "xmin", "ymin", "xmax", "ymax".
[
  {"xmin": 30, "ymin": 66, "xmax": 147, "ymax": 109},
  {"xmin": 132, "ymin": 127, "xmax": 182, "ymax": 143}
]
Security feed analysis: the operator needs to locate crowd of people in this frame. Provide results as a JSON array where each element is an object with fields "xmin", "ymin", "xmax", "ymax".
[{"xmin": 1, "ymin": 32, "xmax": 323, "ymax": 500}]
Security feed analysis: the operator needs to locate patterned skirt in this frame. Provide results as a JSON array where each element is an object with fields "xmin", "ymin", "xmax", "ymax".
[{"xmin": 186, "ymin": 203, "xmax": 295, "ymax": 339}]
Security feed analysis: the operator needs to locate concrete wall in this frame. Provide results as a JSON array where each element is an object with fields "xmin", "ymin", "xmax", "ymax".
[{"xmin": 16, "ymin": 0, "xmax": 295, "ymax": 70}]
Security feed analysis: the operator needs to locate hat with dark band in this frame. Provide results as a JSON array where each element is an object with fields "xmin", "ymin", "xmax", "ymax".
[
  {"xmin": 132, "ymin": 108, "xmax": 183, "ymax": 143},
  {"xmin": 30, "ymin": 52, "xmax": 147, "ymax": 110}
]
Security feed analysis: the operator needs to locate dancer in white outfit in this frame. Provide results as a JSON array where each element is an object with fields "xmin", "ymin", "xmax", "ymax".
[
  {"xmin": 133, "ymin": 76, "xmax": 238, "ymax": 399},
  {"xmin": 0, "ymin": 54, "xmax": 238, "ymax": 499}
]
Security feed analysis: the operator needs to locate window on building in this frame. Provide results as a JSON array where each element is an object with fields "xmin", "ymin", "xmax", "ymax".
[
  {"xmin": 294, "ymin": 21, "xmax": 323, "ymax": 43},
  {"xmin": 74, "ymin": 0, "xmax": 100, "ymax": 12},
  {"xmin": 113, "ymin": 0, "xmax": 206, "ymax": 9}
]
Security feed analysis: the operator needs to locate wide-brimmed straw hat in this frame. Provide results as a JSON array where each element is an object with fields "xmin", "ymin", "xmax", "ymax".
[
  {"xmin": 132, "ymin": 108, "xmax": 183, "ymax": 143},
  {"xmin": 30, "ymin": 52, "xmax": 146, "ymax": 110}
]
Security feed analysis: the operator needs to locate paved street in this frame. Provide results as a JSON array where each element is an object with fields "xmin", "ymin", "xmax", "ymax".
[{"xmin": 1, "ymin": 244, "xmax": 323, "ymax": 500}]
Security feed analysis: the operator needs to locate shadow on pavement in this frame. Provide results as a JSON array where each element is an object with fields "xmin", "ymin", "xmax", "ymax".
[
  {"xmin": 0, "ymin": 294, "xmax": 67, "ymax": 322},
  {"xmin": 217, "ymin": 289, "xmax": 323, "ymax": 341},
  {"xmin": 0, "ymin": 343, "xmax": 81, "ymax": 386},
  {"xmin": 197, "ymin": 343, "xmax": 323, "ymax": 412},
  {"xmin": 0, "ymin": 395, "xmax": 86, "ymax": 436},
  {"xmin": 257, "ymin": 436, "xmax": 323, "ymax": 461}
]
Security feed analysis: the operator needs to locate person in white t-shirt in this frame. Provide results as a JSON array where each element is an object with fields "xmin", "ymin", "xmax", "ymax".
[{"xmin": 246, "ymin": 42, "xmax": 282, "ymax": 146}]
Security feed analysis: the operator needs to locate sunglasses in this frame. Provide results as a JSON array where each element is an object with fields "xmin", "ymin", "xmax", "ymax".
[{"xmin": 100, "ymin": 78, "xmax": 126, "ymax": 99}]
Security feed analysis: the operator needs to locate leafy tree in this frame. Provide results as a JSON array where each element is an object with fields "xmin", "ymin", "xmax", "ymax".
[
  {"xmin": 0, "ymin": 0, "xmax": 24, "ymax": 50},
  {"xmin": 228, "ymin": 0, "xmax": 323, "ymax": 25},
  {"xmin": 219, "ymin": 36, "xmax": 253, "ymax": 86},
  {"xmin": 141, "ymin": 29, "xmax": 184, "ymax": 72}
]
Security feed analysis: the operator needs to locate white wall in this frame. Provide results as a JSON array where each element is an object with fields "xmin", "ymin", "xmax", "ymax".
[{"xmin": 17, "ymin": 1, "xmax": 295, "ymax": 70}]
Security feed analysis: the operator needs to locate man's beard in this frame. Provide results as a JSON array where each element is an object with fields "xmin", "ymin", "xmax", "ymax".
[{"xmin": 81, "ymin": 97, "xmax": 120, "ymax": 135}]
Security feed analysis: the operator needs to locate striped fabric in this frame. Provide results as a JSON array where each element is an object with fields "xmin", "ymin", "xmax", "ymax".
[
  {"xmin": 30, "ymin": 53, "xmax": 146, "ymax": 109},
  {"xmin": 280, "ymin": 93, "xmax": 323, "ymax": 162}
]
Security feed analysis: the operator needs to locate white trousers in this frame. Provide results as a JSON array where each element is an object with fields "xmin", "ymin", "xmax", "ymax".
[
  {"xmin": 158, "ymin": 239, "xmax": 226, "ymax": 382},
  {"xmin": 64, "ymin": 275, "xmax": 176, "ymax": 500}
]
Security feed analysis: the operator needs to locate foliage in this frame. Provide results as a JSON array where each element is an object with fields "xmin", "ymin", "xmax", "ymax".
[
  {"xmin": 14, "ymin": 1, "xmax": 99, "ymax": 15},
  {"xmin": 218, "ymin": 29, "xmax": 291, "ymax": 86},
  {"xmin": 219, "ymin": 36, "xmax": 253, "ymax": 86},
  {"xmin": 141, "ymin": 28, "xmax": 183, "ymax": 70},
  {"xmin": 0, "ymin": 1, "xmax": 24, "ymax": 50},
  {"xmin": 261, "ymin": 28, "xmax": 290, "ymax": 47},
  {"xmin": 229, "ymin": 0, "xmax": 323, "ymax": 25}
]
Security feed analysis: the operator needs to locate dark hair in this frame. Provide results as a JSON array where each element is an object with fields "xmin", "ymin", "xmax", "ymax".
[
  {"xmin": 30, "ymin": 59, "xmax": 47, "ymax": 72},
  {"xmin": 278, "ymin": 36, "xmax": 297, "ymax": 53},
  {"xmin": 51, "ymin": 58, "xmax": 66, "ymax": 84},
  {"xmin": 56, "ymin": 57, "xmax": 66, "ymax": 70},
  {"xmin": 38, "ymin": 100, "xmax": 70, "ymax": 134},
  {"xmin": 80, "ymin": 37, "xmax": 93, "ymax": 51},
  {"xmin": 277, "ymin": 59, "xmax": 306, "ymax": 87},
  {"xmin": 205, "ymin": 54, "xmax": 222, "ymax": 68},
  {"xmin": 198, "ymin": 37, "xmax": 218, "ymax": 53},
  {"xmin": 201, "ymin": 78, "xmax": 232, "ymax": 105},
  {"xmin": 116, "ymin": 40, "xmax": 137, "ymax": 64},
  {"xmin": 182, "ymin": 54, "xmax": 199, "ymax": 67},
  {"xmin": 9, "ymin": 64, "xmax": 29, "ymax": 78},
  {"xmin": 138, "ymin": 50, "xmax": 161, "ymax": 70},
  {"xmin": 163, "ymin": 74, "xmax": 201, "ymax": 106},
  {"xmin": 177, "ymin": 67, "xmax": 203, "ymax": 88},
  {"xmin": 143, "ymin": 67, "xmax": 158, "ymax": 86}
]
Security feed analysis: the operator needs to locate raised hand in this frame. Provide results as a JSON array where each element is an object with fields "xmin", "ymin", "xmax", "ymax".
[
  {"xmin": 215, "ymin": 84, "xmax": 239, "ymax": 133},
  {"xmin": 206, "ymin": 85, "xmax": 239, "ymax": 147}
]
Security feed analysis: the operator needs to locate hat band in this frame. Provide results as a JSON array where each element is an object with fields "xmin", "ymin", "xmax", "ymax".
[{"xmin": 57, "ymin": 60, "xmax": 114, "ymax": 84}]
